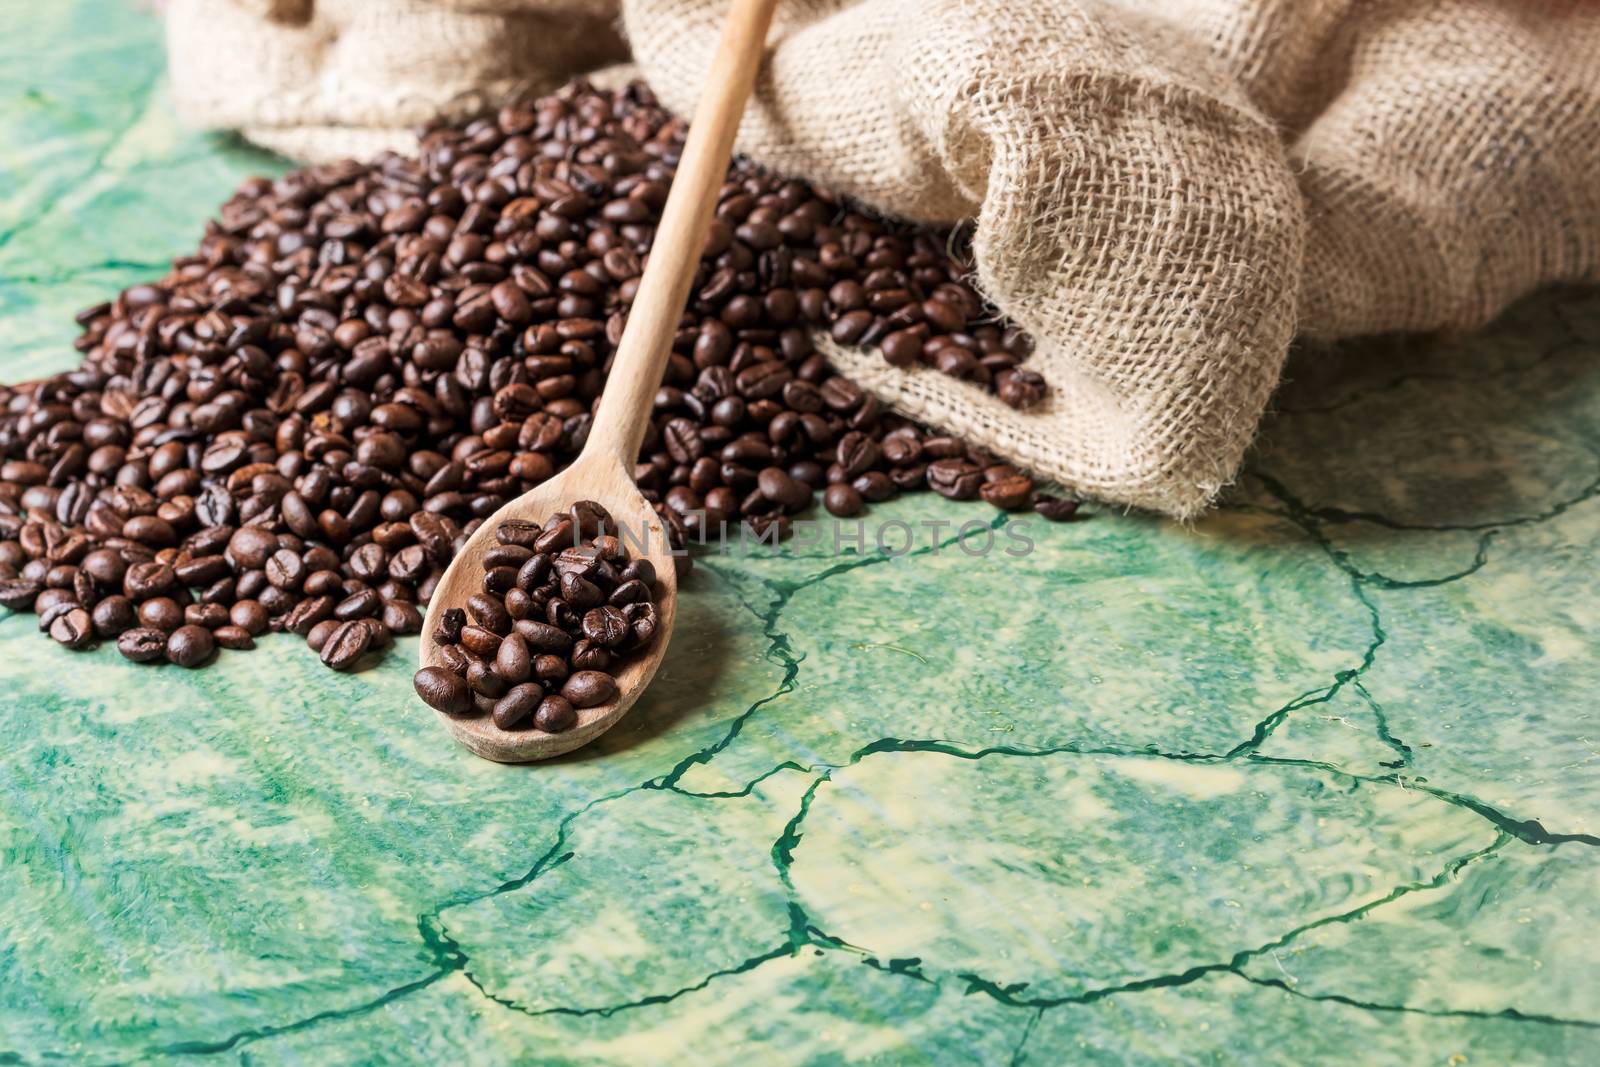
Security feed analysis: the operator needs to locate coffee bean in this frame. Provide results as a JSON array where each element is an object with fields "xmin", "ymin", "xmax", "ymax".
[
  {"xmin": 139, "ymin": 597, "xmax": 184, "ymax": 632},
  {"xmin": 185, "ymin": 603, "xmax": 229, "ymax": 629},
  {"xmin": 166, "ymin": 625, "xmax": 215, "ymax": 668},
  {"xmin": 823, "ymin": 483, "xmax": 864, "ymax": 517},
  {"xmin": 226, "ymin": 527, "xmax": 277, "ymax": 570},
  {"xmin": 306, "ymin": 619, "xmax": 341, "ymax": 652},
  {"xmin": 494, "ymin": 631, "xmax": 532, "ymax": 684},
  {"xmin": 91, "ymin": 595, "xmax": 136, "ymax": 637},
  {"xmin": 319, "ymin": 620, "xmax": 372, "ymax": 671},
  {"xmin": 214, "ymin": 625, "xmax": 255, "ymax": 650},
  {"xmin": 282, "ymin": 595, "xmax": 335, "ymax": 636},
  {"xmin": 562, "ymin": 670, "xmax": 618, "ymax": 709},
  {"xmin": 49, "ymin": 607, "xmax": 94, "ymax": 648},
  {"xmin": 927, "ymin": 459, "xmax": 983, "ymax": 500},
  {"xmin": 580, "ymin": 605, "xmax": 629, "ymax": 647},
  {"xmin": 467, "ymin": 592, "xmax": 512, "ymax": 635},
  {"xmin": 492, "ymin": 683, "xmax": 544, "ymax": 730},
  {"xmin": 414, "ymin": 666, "xmax": 472, "ymax": 714},
  {"xmin": 534, "ymin": 695, "xmax": 577, "ymax": 733},
  {"xmin": 0, "ymin": 577, "xmax": 43, "ymax": 611},
  {"xmin": 460, "ymin": 625, "xmax": 502, "ymax": 658},
  {"xmin": 230, "ymin": 599, "xmax": 269, "ymax": 635},
  {"xmin": 757, "ymin": 467, "xmax": 811, "ymax": 510},
  {"xmin": 1033, "ymin": 495, "xmax": 1081, "ymax": 521},
  {"xmin": 434, "ymin": 606, "xmax": 466, "ymax": 644},
  {"xmin": 467, "ymin": 658, "xmax": 507, "ymax": 699},
  {"xmin": 116, "ymin": 627, "xmax": 168, "ymax": 663},
  {"xmin": 514, "ymin": 619, "xmax": 573, "ymax": 654},
  {"xmin": 980, "ymin": 474, "xmax": 1033, "ymax": 510}
]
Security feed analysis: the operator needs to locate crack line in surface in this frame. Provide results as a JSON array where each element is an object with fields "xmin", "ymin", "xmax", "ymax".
[{"xmin": 1237, "ymin": 974, "xmax": 1600, "ymax": 1030}]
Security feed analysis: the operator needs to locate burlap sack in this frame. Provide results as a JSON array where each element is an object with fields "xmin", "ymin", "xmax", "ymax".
[
  {"xmin": 165, "ymin": 0, "xmax": 628, "ymax": 161},
  {"xmin": 164, "ymin": 0, "xmax": 1600, "ymax": 516}
]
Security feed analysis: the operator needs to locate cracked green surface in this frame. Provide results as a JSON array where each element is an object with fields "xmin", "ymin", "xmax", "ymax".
[{"xmin": 2, "ymin": 3, "xmax": 1598, "ymax": 1063}]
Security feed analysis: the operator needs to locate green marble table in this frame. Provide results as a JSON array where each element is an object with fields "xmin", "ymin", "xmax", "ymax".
[{"xmin": 2, "ymin": 4, "xmax": 1597, "ymax": 1064}]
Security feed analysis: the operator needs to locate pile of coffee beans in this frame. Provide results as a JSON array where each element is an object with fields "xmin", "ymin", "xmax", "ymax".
[
  {"xmin": 413, "ymin": 503, "xmax": 656, "ymax": 733},
  {"xmin": 0, "ymin": 79, "xmax": 1080, "ymax": 677}
]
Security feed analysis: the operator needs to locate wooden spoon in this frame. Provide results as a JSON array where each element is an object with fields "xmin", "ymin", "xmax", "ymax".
[{"xmin": 419, "ymin": 0, "xmax": 779, "ymax": 762}]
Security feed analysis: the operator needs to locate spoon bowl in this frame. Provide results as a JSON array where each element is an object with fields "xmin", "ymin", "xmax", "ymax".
[{"xmin": 418, "ymin": 455, "xmax": 680, "ymax": 762}]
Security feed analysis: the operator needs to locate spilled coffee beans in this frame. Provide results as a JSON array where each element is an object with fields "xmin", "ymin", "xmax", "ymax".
[{"xmin": 0, "ymin": 79, "xmax": 1081, "ymax": 683}]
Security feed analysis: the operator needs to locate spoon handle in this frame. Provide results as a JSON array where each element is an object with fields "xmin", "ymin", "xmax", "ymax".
[{"xmin": 584, "ymin": 0, "xmax": 779, "ymax": 469}]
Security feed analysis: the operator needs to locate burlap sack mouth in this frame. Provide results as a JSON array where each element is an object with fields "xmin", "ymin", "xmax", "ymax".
[{"xmin": 164, "ymin": 0, "xmax": 1600, "ymax": 517}]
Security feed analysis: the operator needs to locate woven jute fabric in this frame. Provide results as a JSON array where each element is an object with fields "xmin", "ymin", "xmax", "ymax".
[{"xmin": 164, "ymin": 0, "xmax": 1600, "ymax": 516}]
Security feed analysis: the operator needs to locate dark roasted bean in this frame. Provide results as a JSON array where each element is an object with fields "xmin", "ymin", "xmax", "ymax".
[
  {"xmin": 50, "ymin": 607, "xmax": 94, "ymax": 648},
  {"xmin": 495, "ymin": 631, "xmax": 532, "ymax": 684},
  {"xmin": 414, "ymin": 665, "xmax": 472, "ymax": 714},
  {"xmin": 980, "ymin": 475, "xmax": 1034, "ymax": 510},
  {"xmin": 230, "ymin": 599, "xmax": 269, "ymax": 635},
  {"xmin": 139, "ymin": 598, "xmax": 184, "ymax": 632},
  {"xmin": 91, "ymin": 595, "xmax": 136, "ymax": 637},
  {"xmin": 117, "ymin": 627, "xmax": 168, "ymax": 663},
  {"xmin": 1033, "ymin": 495, "xmax": 1081, "ymax": 521},
  {"xmin": 562, "ymin": 670, "xmax": 618, "ymax": 708},
  {"xmin": 492, "ymin": 683, "xmax": 544, "ymax": 730},
  {"xmin": 166, "ymin": 625, "xmax": 215, "ymax": 668},
  {"xmin": 214, "ymin": 625, "xmax": 255, "ymax": 650},
  {"xmin": 823, "ymin": 483, "xmax": 864, "ymax": 517},
  {"xmin": 534, "ymin": 694, "xmax": 577, "ymax": 733},
  {"xmin": 319, "ymin": 620, "xmax": 372, "ymax": 671}
]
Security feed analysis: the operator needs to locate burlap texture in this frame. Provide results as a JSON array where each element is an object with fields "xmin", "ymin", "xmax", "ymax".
[
  {"xmin": 164, "ymin": 0, "xmax": 1600, "ymax": 516},
  {"xmin": 165, "ymin": 0, "xmax": 628, "ymax": 161}
]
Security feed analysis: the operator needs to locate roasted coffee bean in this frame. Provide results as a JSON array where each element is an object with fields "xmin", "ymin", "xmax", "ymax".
[
  {"xmin": 434, "ymin": 606, "xmax": 466, "ymax": 644},
  {"xmin": 91, "ymin": 595, "xmax": 136, "ymax": 638},
  {"xmin": 460, "ymin": 625, "xmax": 502, "ymax": 658},
  {"xmin": 493, "ymin": 683, "xmax": 544, "ymax": 730},
  {"xmin": 532, "ymin": 654, "xmax": 569, "ymax": 686},
  {"xmin": 139, "ymin": 598, "xmax": 184, "ymax": 632},
  {"xmin": 214, "ymin": 625, "xmax": 255, "ymax": 650},
  {"xmin": 562, "ymin": 670, "xmax": 618, "ymax": 709},
  {"xmin": 534, "ymin": 695, "xmax": 577, "ymax": 733},
  {"xmin": 282, "ymin": 595, "xmax": 335, "ymax": 636},
  {"xmin": 124, "ymin": 562, "xmax": 175, "ymax": 598},
  {"xmin": 305, "ymin": 619, "xmax": 341, "ymax": 652},
  {"xmin": 570, "ymin": 638, "xmax": 613, "ymax": 672},
  {"xmin": 264, "ymin": 548, "xmax": 306, "ymax": 590},
  {"xmin": 50, "ymin": 607, "xmax": 94, "ymax": 649},
  {"xmin": 467, "ymin": 659, "xmax": 507, "ymax": 699},
  {"xmin": 185, "ymin": 603, "xmax": 230, "ymax": 629},
  {"xmin": 382, "ymin": 600, "xmax": 424, "ymax": 634},
  {"xmin": 166, "ymin": 625, "xmax": 215, "ymax": 668},
  {"xmin": 514, "ymin": 619, "xmax": 573, "ymax": 654},
  {"xmin": 927, "ymin": 459, "xmax": 983, "ymax": 500},
  {"xmin": 319, "ymin": 620, "xmax": 372, "ymax": 671},
  {"xmin": 414, "ymin": 666, "xmax": 472, "ymax": 714},
  {"xmin": 466, "ymin": 592, "xmax": 513, "ymax": 634},
  {"xmin": 334, "ymin": 588, "xmax": 380, "ymax": 620},
  {"xmin": 495, "ymin": 631, "xmax": 533, "ymax": 684},
  {"xmin": 581, "ymin": 605, "xmax": 629, "ymax": 647},
  {"xmin": 230, "ymin": 599, "xmax": 269, "ymax": 635},
  {"xmin": 822, "ymin": 483, "xmax": 863, "ymax": 517},
  {"xmin": 757, "ymin": 467, "xmax": 811, "ymax": 510},
  {"xmin": 1033, "ymin": 494, "xmax": 1081, "ymax": 521},
  {"xmin": 116, "ymin": 627, "xmax": 168, "ymax": 663},
  {"xmin": 0, "ymin": 577, "xmax": 43, "ymax": 611},
  {"xmin": 980, "ymin": 474, "xmax": 1034, "ymax": 510}
]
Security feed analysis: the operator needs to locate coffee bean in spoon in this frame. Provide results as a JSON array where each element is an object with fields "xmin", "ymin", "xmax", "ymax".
[{"xmin": 414, "ymin": 509, "xmax": 654, "ymax": 734}]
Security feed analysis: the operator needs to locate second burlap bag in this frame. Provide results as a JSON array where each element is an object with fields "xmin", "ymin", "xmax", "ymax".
[{"xmin": 165, "ymin": 0, "xmax": 1600, "ymax": 515}]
